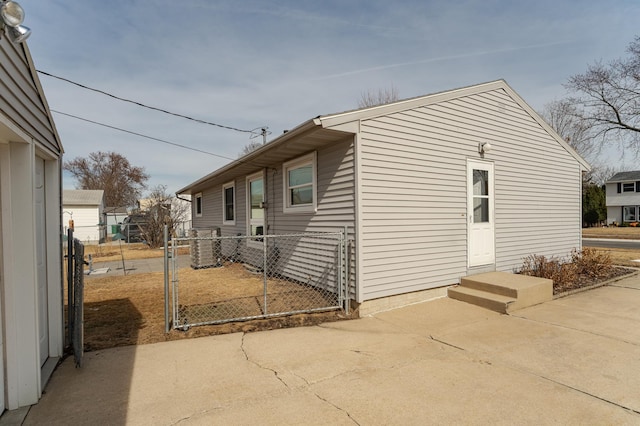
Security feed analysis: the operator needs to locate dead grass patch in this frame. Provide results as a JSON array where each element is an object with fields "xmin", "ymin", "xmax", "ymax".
[
  {"xmin": 582, "ymin": 227, "xmax": 640, "ymax": 239},
  {"xmin": 81, "ymin": 263, "xmax": 351, "ymax": 351}
]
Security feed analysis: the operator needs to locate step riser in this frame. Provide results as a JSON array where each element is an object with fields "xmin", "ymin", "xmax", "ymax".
[
  {"xmin": 460, "ymin": 278, "xmax": 517, "ymax": 297},
  {"xmin": 448, "ymin": 287, "xmax": 510, "ymax": 314}
]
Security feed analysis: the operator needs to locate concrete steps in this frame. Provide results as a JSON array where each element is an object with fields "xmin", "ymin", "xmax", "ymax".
[{"xmin": 448, "ymin": 271, "xmax": 552, "ymax": 313}]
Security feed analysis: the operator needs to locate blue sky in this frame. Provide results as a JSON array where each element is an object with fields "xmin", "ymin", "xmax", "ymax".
[{"xmin": 25, "ymin": 0, "xmax": 639, "ymax": 194}]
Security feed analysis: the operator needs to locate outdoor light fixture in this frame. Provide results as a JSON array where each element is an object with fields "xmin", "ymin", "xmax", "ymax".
[
  {"xmin": 478, "ymin": 142, "xmax": 493, "ymax": 155},
  {"xmin": 0, "ymin": 0, "xmax": 31, "ymax": 44}
]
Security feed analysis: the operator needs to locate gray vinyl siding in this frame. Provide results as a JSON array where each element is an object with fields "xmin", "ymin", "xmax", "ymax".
[
  {"xmin": 0, "ymin": 41, "xmax": 59, "ymax": 154},
  {"xmin": 190, "ymin": 138, "xmax": 356, "ymax": 292},
  {"xmin": 358, "ymin": 88, "xmax": 582, "ymax": 301}
]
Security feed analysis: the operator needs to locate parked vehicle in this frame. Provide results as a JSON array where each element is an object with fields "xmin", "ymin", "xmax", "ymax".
[{"xmin": 120, "ymin": 214, "xmax": 148, "ymax": 243}]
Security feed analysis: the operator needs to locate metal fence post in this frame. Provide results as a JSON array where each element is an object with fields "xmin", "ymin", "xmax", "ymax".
[
  {"xmin": 164, "ymin": 224, "xmax": 169, "ymax": 333},
  {"xmin": 263, "ymin": 235, "xmax": 268, "ymax": 315},
  {"xmin": 343, "ymin": 226, "xmax": 350, "ymax": 315},
  {"xmin": 67, "ymin": 228, "xmax": 74, "ymax": 347}
]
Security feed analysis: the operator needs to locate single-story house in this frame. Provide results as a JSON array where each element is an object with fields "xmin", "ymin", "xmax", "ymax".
[
  {"xmin": 63, "ymin": 189, "xmax": 106, "ymax": 243},
  {"xmin": 605, "ymin": 171, "xmax": 640, "ymax": 225},
  {"xmin": 0, "ymin": 37, "xmax": 64, "ymax": 410},
  {"xmin": 177, "ymin": 80, "xmax": 589, "ymax": 314}
]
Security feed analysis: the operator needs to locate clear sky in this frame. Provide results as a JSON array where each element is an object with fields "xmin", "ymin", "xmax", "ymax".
[{"xmin": 25, "ymin": 0, "xmax": 639, "ymax": 194}]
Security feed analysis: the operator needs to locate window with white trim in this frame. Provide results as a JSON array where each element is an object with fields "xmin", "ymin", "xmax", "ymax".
[
  {"xmin": 624, "ymin": 206, "xmax": 638, "ymax": 222},
  {"xmin": 195, "ymin": 192, "xmax": 203, "ymax": 217},
  {"xmin": 283, "ymin": 152, "xmax": 317, "ymax": 214},
  {"xmin": 222, "ymin": 181, "xmax": 235, "ymax": 225}
]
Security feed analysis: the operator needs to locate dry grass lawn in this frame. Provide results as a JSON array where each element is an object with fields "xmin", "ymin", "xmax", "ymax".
[
  {"xmin": 583, "ymin": 227, "xmax": 640, "ymax": 239},
  {"xmin": 80, "ymin": 259, "xmax": 351, "ymax": 352}
]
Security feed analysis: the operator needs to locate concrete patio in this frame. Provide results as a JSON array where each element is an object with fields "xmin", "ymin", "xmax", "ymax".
[{"xmin": 10, "ymin": 274, "xmax": 640, "ymax": 425}]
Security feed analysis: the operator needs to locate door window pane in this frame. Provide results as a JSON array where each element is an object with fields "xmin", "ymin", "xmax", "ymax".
[
  {"xmin": 473, "ymin": 170, "xmax": 488, "ymax": 196},
  {"xmin": 473, "ymin": 198, "xmax": 489, "ymax": 223}
]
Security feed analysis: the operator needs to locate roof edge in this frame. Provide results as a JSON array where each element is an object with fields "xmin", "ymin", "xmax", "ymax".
[{"xmin": 177, "ymin": 119, "xmax": 319, "ymax": 194}]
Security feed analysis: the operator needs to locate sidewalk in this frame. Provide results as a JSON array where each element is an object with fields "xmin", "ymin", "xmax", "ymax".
[
  {"xmin": 84, "ymin": 255, "xmax": 190, "ymax": 278},
  {"xmin": 17, "ymin": 276, "xmax": 640, "ymax": 425}
]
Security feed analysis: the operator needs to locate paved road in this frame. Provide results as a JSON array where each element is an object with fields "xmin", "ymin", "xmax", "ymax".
[{"xmin": 583, "ymin": 237, "xmax": 640, "ymax": 249}]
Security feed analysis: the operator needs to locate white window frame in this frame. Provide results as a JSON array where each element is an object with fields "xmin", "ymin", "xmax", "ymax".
[
  {"xmin": 623, "ymin": 182, "xmax": 635, "ymax": 193},
  {"xmin": 282, "ymin": 152, "xmax": 317, "ymax": 214},
  {"xmin": 222, "ymin": 181, "xmax": 235, "ymax": 225},
  {"xmin": 246, "ymin": 171, "xmax": 265, "ymax": 247},
  {"xmin": 195, "ymin": 192, "xmax": 203, "ymax": 218},
  {"xmin": 623, "ymin": 206, "xmax": 638, "ymax": 222}
]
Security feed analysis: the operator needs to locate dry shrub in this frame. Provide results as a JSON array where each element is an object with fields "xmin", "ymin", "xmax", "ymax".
[
  {"xmin": 520, "ymin": 254, "xmax": 577, "ymax": 288},
  {"xmin": 570, "ymin": 247, "xmax": 613, "ymax": 279},
  {"xmin": 520, "ymin": 248, "xmax": 615, "ymax": 289}
]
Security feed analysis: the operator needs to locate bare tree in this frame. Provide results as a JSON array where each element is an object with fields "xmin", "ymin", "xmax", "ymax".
[
  {"xmin": 565, "ymin": 36, "xmax": 640, "ymax": 153},
  {"xmin": 140, "ymin": 185, "xmax": 189, "ymax": 248},
  {"xmin": 358, "ymin": 86, "xmax": 399, "ymax": 108},
  {"xmin": 539, "ymin": 99, "xmax": 597, "ymax": 161},
  {"xmin": 238, "ymin": 140, "xmax": 263, "ymax": 157},
  {"xmin": 64, "ymin": 151, "xmax": 149, "ymax": 208}
]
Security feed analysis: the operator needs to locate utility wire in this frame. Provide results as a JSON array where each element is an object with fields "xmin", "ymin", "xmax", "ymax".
[
  {"xmin": 51, "ymin": 109, "xmax": 236, "ymax": 161},
  {"xmin": 38, "ymin": 69, "xmax": 255, "ymax": 134}
]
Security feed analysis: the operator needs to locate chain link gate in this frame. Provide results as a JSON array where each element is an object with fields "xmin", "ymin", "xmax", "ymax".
[{"xmin": 165, "ymin": 229, "xmax": 349, "ymax": 330}]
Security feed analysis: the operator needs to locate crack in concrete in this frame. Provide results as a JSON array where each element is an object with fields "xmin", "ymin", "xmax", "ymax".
[
  {"xmin": 429, "ymin": 335, "xmax": 466, "ymax": 351},
  {"xmin": 240, "ymin": 332, "xmax": 290, "ymax": 389},
  {"xmin": 312, "ymin": 392, "xmax": 361, "ymax": 425},
  {"xmin": 502, "ymin": 363, "xmax": 640, "ymax": 416},
  {"xmin": 290, "ymin": 371, "xmax": 361, "ymax": 426},
  {"xmin": 510, "ymin": 314, "xmax": 640, "ymax": 347}
]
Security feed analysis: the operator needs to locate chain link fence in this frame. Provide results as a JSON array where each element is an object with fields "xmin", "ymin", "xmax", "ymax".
[{"xmin": 166, "ymin": 229, "xmax": 349, "ymax": 329}]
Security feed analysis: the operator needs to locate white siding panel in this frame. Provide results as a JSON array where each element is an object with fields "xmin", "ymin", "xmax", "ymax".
[{"xmin": 359, "ymin": 88, "xmax": 582, "ymax": 301}]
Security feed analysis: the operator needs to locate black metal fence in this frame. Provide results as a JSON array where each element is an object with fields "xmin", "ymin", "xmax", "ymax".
[{"xmin": 66, "ymin": 229, "xmax": 85, "ymax": 368}]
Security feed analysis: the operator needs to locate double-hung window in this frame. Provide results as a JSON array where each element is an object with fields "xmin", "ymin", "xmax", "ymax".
[
  {"xmin": 222, "ymin": 181, "xmax": 235, "ymax": 225},
  {"xmin": 283, "ymin": 152, "xmax": 317, "ymax": 214}
]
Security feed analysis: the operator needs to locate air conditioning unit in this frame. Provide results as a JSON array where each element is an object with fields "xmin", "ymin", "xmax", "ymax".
[{"xmin": 189, "ymin": 227, "xmax": 221, "ymax": 269}]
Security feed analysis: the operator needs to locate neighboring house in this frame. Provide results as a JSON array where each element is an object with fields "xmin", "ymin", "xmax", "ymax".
[
  {"xmin": 177, "ymin": 80, "xmax": 589, "ymax": 314},
  {"xmin": 63, "ymin": 189, "xmax": 106, "ymax": 243},
  {"xmin": 605, "ymin": 170, "xmax": 640, "ymax": 224},
  {"xmin": 0, "ymin": 38, "xmax": 64, "ymax": 410}
]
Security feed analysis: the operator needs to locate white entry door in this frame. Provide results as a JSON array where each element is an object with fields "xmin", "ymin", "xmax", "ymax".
[
  {"xmin": 467, "ymin": 160, "xmax": 495, "ymax": 267},
  {"xmin": 35, "ymin": 157, "xmax": 49, "ymax": 366}
]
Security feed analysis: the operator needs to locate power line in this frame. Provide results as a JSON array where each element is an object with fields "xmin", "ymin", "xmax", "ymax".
[
  {"xmin": 38, "ymin": 69, "xmax": 256, "ymax": 134},
  {"xmin": 51, "ymin": 109, "xmax": 237, "ymax": 161}
]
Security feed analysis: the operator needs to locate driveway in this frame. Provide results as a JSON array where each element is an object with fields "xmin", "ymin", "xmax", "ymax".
[{"xmin": 18, "ymin": 275, "xmax": 640, "ymax": 425}]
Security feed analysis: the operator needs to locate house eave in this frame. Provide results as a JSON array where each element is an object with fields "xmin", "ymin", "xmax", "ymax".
[{"xmin": 177, "ymin": 119, "xmax": 354, "ymax": 195}]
